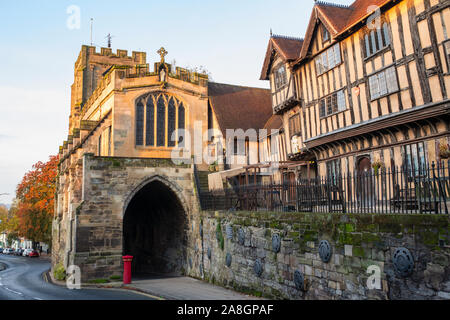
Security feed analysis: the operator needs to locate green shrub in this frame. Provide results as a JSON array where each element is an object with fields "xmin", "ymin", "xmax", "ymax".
[
  {"xmin": 88, "ymin": 279, "xmax": 110, "ymax": 284},
  {"xmin": 54, "ymin": 263, "xmax": 66, "ymax": 281},
  {"xmin": 216, "ymin": 221, "xmax": 224, "ymax": 251},
  {"xmin": 109, "ymin": 275, "xmax": 121, "ymax": 281}
]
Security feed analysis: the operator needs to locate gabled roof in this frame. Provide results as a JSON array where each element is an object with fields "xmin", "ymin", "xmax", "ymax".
[
  {"xmin": 264, "ymin": 114, "xmax": 283, "ymax": 131},
  {"xmin": 259, "ymin": 115, "xmax": 283, "ymax": 139},
  {"xmin": 316, "ymin": 2, "xmax": 354, "ymax": 34},
  {"xmin": 343, "ymin": 0, "xmax": 391, "ymax": 34},
  {"xmin": 208, "ymin": 82, "xmax": 273, "ymax": 137},
  {"xmin": 260, "ymin": 35, "xmax": 304, "ymax": 80},
  {"xmin": 298, "ymin": 0, "xmax": 393, "ymax": 62}
]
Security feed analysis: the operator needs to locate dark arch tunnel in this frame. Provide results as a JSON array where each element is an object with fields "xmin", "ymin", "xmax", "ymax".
[{"xmin": 123, "ymin": 180, "xmax": 187, "ymax": 275}]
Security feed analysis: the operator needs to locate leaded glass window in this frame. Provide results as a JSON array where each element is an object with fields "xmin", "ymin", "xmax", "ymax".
[
  {"xmin": 404, "ymin": 142, "xmax": 427, "ymax": 177},
  {"xmin": 157, "ymin": 96, "xmax": 166, "ymax": 147},
  {"xmin": 135, "ymin": 93, "xmax": 186, "ymax": 148},
  {"xmin": 319, "ymin": 89, "xmax": 346, "ymax": 118},
  {"xmin": 274, "ymin": 65, "xmax": 287, "ymax": 90},
  {"xmin": 365, "ymin": 23, "xmax": 391, "ymax": 57},
  {"xmin": 168, "ymin": 97, "xmax": 176, "ymax": 147},
  {"xmin": 146, "ymin": 97, "xmax": 155, "ymax": 146},
  {"xmin": 136, "ymin": 102, "xmax": 144, "ymax": 146},
  {"xmin": 178, "ymin": 103, "xmax": 185, "ymax": 146},
  {"xmin": 368, "ymin": 66, "xmax": 398, "ymax": 100},
  {"xmin": 315, "ymin": 43, "xmax": 341, "ymax": 75}
]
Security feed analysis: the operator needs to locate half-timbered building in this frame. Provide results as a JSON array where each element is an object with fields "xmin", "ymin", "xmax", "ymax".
[{"xmin": 261, "ymin": 0, "xmax": 450, "ymax": 180}]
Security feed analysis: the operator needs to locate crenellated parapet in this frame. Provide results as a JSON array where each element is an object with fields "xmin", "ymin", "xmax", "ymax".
[
  {"xmin": 76, "ymin": 49, "xmax": 209, "ymax": 121},
  {"xmin": 58, "ymin": 119, "xmax": 103, "ymax": 161},
  {"xmin": 76, "ymin": 45, "xmax": 147, "ymax": 68},
  {"xmin": 117, "ymin": 62, "xmax": 209, "ymax": 86}
]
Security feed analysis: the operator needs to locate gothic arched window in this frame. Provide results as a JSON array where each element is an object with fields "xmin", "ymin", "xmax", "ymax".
[
  {"xmin": 146, "ymin": 97, "xmax": 155, "ymax": 146},
  {"xmin": 178, "ymin": 103, "xmax": 185, "ymax": 146},
  {"xmin": 136, "ymin": 101, "xmax": 144, "ymax": 146},
  {"xmin": 168, "ymin": 98, "xmax": 176, "ymax": 147},
  {"xmin": 156, "ymin": 96, "xmax": 166, "ymax": 147},
  {"xmin": 135, "ymin": 93, "xmax": 186, "ymax": 148}
]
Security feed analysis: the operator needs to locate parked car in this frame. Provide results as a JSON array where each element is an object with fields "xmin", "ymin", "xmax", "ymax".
[
  {"xmin": 28, "ymin": 250, "xmax": 39, "ymax": 258},
  {"xmin": 0, "ymin": 248, "xmax": 3, "ymax": 253},
  {"xmin": 15, "ymin": 248, "xmax": 24, "ymax": 256},
  {"xmin": 22, "ymin": 249, "xmax": 33, "ymax": 257},
  {"xmin": 3, "ymin": 248, "xmax": 12, "ymax": 254}
]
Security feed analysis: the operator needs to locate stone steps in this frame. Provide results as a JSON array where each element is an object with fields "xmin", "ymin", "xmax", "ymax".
[{"xmin": 196, "ymin": 171, "xmax": 210, "ymax": 192}]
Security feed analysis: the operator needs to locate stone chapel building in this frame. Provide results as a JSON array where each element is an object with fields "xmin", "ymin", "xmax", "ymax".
[{"xmin": 52, "ymin": 45, "xmax": 272, "ymax": 279}]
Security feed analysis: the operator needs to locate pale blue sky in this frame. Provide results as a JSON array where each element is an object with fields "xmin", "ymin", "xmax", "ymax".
[{"xmin": 0, "ymin": 0, "xmax": 354, "ymax": 204}]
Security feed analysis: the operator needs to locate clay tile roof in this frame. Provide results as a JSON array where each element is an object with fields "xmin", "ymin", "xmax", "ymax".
[
  {"xmin": 298, "ymin": 0, "xmax": 393, "ymax": 62},
  {"xmin": 344, "ymin": 0, "xmax": 391, "ymax": 32},
  {"xmin": 316, "ymin": 2, "xmax": 354, "ymax": 34},
  {"xmin": 264, "ymin": 114, "xmax": 283, "ymax": 131},
  {"xmin": 272, "ymin": 36, "xmax": 304, "ymax": 60},
  {"xmin": 317, "ymin": 0, "xmax": 391, "ymax": 34},
  {"xmin": 260, "ymin": 115, "xmax": 283, "ymax": 139},
  {"xmin": 260, "ymin": 35, "xmax": 304, "ymax": 80},
  {"xmin": 208, "ymin": 82, "xmax": 273, "ymax": 137}
]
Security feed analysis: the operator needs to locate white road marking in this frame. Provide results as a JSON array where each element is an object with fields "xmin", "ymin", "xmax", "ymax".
[{"xmin": 4, "ymin": 287, "xmax": 23, "ymax": 295}]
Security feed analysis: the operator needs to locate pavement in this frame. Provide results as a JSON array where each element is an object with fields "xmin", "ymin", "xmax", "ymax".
[
  {"xmin": 55, "ymin": 273, "xmax": 264, "ymax": 300},
  {"xmin": 120, "ymin": 275, "xmax": 264, "ymax": 300}
]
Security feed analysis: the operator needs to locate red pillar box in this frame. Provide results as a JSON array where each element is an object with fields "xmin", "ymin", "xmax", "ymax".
[{"xmin": 122, "ymin": 255, "xmax": 133, "ymax": 284}]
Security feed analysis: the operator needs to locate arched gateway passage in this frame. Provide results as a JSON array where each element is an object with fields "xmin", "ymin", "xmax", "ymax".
[{"xmin": 123, "ymin": 178, "xmax": 187, "ymax": 275}]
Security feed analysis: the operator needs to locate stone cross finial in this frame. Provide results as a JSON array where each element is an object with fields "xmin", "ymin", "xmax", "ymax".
[{"xmin": 157, "ymin": 47, "xmax": 168, "ymax": 63}]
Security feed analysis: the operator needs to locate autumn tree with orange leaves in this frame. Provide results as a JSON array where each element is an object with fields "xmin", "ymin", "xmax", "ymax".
[{"xmin": 15, "ymin": 155, "xmax": 58, "ymax": 246}]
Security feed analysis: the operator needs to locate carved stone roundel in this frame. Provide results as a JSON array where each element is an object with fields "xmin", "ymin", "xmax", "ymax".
[
  {"xmin": 393, "ymin": 247, "xmax": 414, "ymax": 277},
  {"xmin": 319, "ymin": 240, "xmax": 332, "ymax": 263},
  {"xmin": 226, "ymin": 253, "xmax": 232, "ymax": 267},
  {"xmin": 254, "ymin": 259, "xmax": 263, "ymax": 277},
  {"xmin": 238, "ymin": 228, "xmax": 245, "ymax": 245},
  {"xmin": 294, "ymin": 270, "xmax": 305, "ymax": 291},
  {"xmin": 272, "ymin": 234, "xmax": 281, "ymax": 253}
]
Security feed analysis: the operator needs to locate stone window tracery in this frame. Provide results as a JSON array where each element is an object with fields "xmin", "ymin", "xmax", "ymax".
[{"xmin": 135, "ymin": 93, "xmax": 186, "ymax": 147}]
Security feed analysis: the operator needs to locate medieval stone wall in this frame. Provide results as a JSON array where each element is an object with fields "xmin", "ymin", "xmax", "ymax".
[{"xmin": 189, "ymin": 210, "xmax": 450, "ymax": 300}]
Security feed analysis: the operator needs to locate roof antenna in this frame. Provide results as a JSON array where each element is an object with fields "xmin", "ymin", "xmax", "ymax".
[
  {"xmin": 90, "ymin": 18, "xmax": 93, "ymax": 46},
  {"xmin": 270, "ymin": 28, "xmax": 273, "ymax": 37}
]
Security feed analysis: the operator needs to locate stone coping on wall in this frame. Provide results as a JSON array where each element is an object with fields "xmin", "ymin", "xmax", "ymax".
[
  {"xmin": 202, "ymin": 210, "xmax": 449, "ymax": 238},
  {"xmin": 84, "ymin": 154, "xmax": 193, "ymax": 169}
]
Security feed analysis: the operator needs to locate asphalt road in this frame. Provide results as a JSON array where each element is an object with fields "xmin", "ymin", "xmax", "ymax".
[{"xmin": 0, "ymin": 254, "xmax": 154, "ymax": 300}]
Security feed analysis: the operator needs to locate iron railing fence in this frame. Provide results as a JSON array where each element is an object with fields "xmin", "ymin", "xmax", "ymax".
[{"xmin": 199, "ymin": 160, "xmax": 450, "ymax": 214}]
